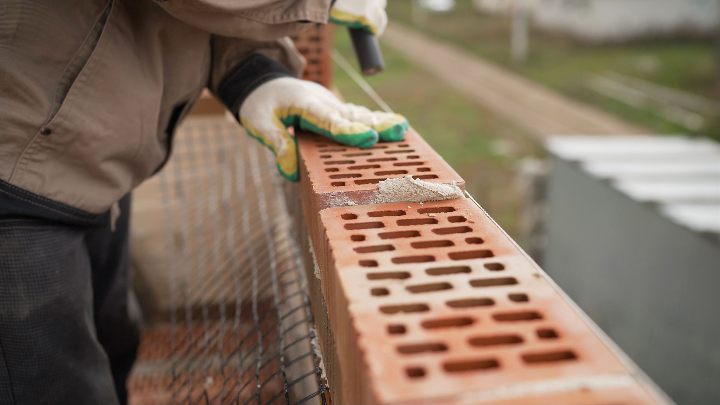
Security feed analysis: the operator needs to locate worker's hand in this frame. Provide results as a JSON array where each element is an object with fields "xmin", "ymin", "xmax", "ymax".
[
  {"xmin": 330, "ymin": 0, "xmax": 388, "ymax": 36},
  {"xmin": 239, "ymin": 77, "xmax": 408, "ymax": 181}
]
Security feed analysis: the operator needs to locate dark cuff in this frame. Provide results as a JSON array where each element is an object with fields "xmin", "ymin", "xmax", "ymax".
[{"xmin": 217, "ymin": 53, "xmax": 293, "ymax": 114}]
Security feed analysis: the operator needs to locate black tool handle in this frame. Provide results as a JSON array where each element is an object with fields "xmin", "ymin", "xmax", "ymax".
[{"xmin": 349, "ymin": 28, "xmax": 384, "ymax": 76}]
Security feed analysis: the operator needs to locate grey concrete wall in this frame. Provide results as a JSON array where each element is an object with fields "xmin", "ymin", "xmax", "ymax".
[{"xmin": 545, "ymin": 157, "xmax": 720, "ymax": 404}]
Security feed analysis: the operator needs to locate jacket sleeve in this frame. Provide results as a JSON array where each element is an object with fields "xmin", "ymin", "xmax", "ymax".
[
  {"xmin": 208, "ymin": 35, "xmax": 306, "ymax": 114},
  {"xmin": 156, "ymin": 0, "xmax": 330, "ymax": 39},
  {"xmin": 157, "ymin": 0, "xmax": 331, "ymax": 113}
]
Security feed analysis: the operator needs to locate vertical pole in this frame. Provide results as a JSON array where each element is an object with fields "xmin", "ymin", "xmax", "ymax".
[
  {"xmin": 716, "ymin": 0, "xmax": 720, "ymax": 90},
  {"xmin": 411, "ymin": 0, "xmax": 426, "ymax": 26},
  {"xmin": 511, "ymin": 0, "xmax": 530, "ymax": 64}
]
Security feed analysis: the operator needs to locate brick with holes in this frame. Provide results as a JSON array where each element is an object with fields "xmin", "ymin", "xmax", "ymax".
[
  {"xmin": 298, "ymin": 128, "xmax": 465, "ymax": 255},
  {"xmin": 292, "ymin": 25, "xmax": 334, "ymax": 87},
  {"xmin": 298, "ymin": 129, "xmax": 463, "ymax": 208},
  {"xmin": 313, "ymin": 198, "xmax": 666, "ymax": 405}
]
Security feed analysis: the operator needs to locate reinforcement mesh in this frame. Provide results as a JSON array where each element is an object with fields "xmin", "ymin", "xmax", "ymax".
[{"xmin": 128, "ymin": 115, "xmax": 329, "ymax": 405}]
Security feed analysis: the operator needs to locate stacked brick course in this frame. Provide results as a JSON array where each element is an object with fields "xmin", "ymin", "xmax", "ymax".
[
  {"xmin": 298, "ymin": 129, "xmax": 464, "ymax": 209},
  {"xmin": 297, "ymin": 129, "xmax": 668, "ymax": 404},
  {"xmin": 297, "ymin": 129, "xmax": 465, "ymax": 262}
]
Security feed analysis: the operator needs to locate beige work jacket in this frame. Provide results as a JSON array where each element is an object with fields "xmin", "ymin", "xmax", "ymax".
[{"xmin": 0, "ymin": 0, "xmax": 330, "ymax": 215}]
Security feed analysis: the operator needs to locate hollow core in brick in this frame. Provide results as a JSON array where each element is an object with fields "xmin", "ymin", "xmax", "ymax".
[
  {"xmin": 407, "ymin": 282, "xmax": 453, "ymax": 294},
  {"xmin": 443, "ymin": 359, "xmax": 500, "ymax": 373},
  {"xmin": 397, "ymin": 342, "xmax": 448, "ymax": 354},
  {"xmin": 345, "ymin": 221, "xmax": 384, "ymax": 230},
  {"xmin": 432, "ymin": 226, "xmax": 472, "ymax": 235},
  {"xmin": 393, "ymin": 255, "xmax": 436, "ymax": 264},
  {"xmin": 537, "ymin": 328, "xmax": 560, "ymax": 340},
  {"xmin": 421, "ymin": 316, "xmax": 474, "ymax": 329},
  {"xmin": 367, "ymin": 271, "xmax": 411, "ymax": 280},
  {"xmin": 425, "ymin": 265, "xmax": 471, "ymax": 275},
  {"xmin": 368, "ymin": 209, "xmax": 406, "ymax": 217},
  {"xmin": 380, "ymin": 303, "xmax": 430, "ymax": 314},
  {"xmin": 405, "ymin": 367, "xmax": 426, "ymax": 379},
  {"xmin": 354, "ymin": 244, "xmax": 395, "ymax": 253},
  {"xmin": 379, "ymin": 230, "xmax": 421, "ymax": 239},
  {"xmin": 446, "ymin": 298, "xmax": 495, "ymax": 308},
  {"xmin": 449, "ymin": 250, "xmax": 494, "ymax": 260},
  {"xmin": 484, "ymin": 262, "xmax": 505, "ymax": 271},
  {"xmin": 412, "ymin": 240, "xmax": 454, "ymax": 249},
  {"xmin": 522, "ymin": 350, "xmax": 577, "ymax": 364},
  {"xmin": 468, "ymin": 334, "xmax": 524, "ymax": 347},
  {"xmin": 470, "ymin": 277, "xmax": 518, "ymax": 287},
  {"xmin": 493, "ymin": 310, "xmax": 543, "ymax": 322}
]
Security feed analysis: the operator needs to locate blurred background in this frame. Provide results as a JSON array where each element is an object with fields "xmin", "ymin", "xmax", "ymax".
[
  {"xmin": 333, "ymin": 1, "xmax": 720, "ymax": 403},
  {"xmin": 337, "ymin": 0, "xmax": 720, "ymax": 242}
]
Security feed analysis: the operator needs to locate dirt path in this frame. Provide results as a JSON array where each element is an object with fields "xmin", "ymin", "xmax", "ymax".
[{"xmin": 382, "ymin": 24, "xmax": 648, "ymax": 138}]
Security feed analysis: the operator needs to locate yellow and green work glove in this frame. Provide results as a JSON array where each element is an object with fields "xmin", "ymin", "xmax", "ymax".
[
  {"xmin": 330, "ymin": 0, "xmax": 389, "ymax": 35},
  {"xmin": 239, "ymin": 77, "xmax": 408, "ymax": 181}
]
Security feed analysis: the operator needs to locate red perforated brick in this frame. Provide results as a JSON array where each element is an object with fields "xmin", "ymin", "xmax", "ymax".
[
  {"xmin": 298, "ymin": 128, "xmax": 465, "ymax": 252},
  {"xmin": 313, "ymin": 198, "xmax": 665, "ymax": 404},
  {"xmin": 299, "ymin": 129, "xmax": 463, "ymax": 208},
  {"xmin": 292, "ymin": 25, "xmax": 334, "ymax": 88}
]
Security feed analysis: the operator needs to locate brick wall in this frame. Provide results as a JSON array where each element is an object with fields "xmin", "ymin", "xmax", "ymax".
[{"xmin": 293, "ymin": 128, "xmax": 669, "ymax": 404}]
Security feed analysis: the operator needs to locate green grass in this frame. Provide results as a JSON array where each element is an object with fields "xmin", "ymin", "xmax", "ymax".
[
  {"xmin": 387, "ymin": 0, "xmax": 720, "ymax": 139},
  {"xmin": 332, "ymin": 30, "xmax": 540, "ymax": 237}
]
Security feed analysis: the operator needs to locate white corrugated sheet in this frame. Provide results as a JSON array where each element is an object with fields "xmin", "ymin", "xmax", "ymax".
[{"xmin": 548, "ymin": 136, "xmax": 720, "ymax": 234}]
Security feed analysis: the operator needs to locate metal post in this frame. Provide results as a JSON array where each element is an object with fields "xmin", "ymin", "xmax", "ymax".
[
  {"xmin": 716, "ymin": 0, "xmax": 720, "ymax": 89},
  {"xmin": 411, "ymin": 0, "xmax": 427, "ymax": 26},
  {"xmin": 511, "ymin": 0, "xmax": 530, "ymax": 64}
]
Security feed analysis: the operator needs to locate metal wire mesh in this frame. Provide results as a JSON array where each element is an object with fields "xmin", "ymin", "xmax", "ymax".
[{"xmin": 128, "ymin": 115, "xmax": 329, "ymax": 405}]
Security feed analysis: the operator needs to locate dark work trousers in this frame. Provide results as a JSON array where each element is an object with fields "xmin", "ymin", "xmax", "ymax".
[{"xmin": 0, "ymin": 193, "xmax": 139, "ymax": 405}]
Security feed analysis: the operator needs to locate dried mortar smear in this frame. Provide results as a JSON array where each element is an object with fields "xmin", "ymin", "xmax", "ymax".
[
  {"xmin": 309, "ymin": 239, "xmax": 322, "ymax": 280},
  {"xmin": 326, "ymin": 193, "xmax": 357, "ymax": 207},
  {"xmin": 374, "ymin": 175, "xmax": 464, "ymax": 204}
]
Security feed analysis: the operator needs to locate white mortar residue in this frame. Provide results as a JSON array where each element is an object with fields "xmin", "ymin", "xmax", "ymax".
[
  {"xmin": 326, "ymin": 192, "xmax": 357, "ymax": 207},
  {"xmin": 308, "ymin": 239, "xmax": 322, "ymax": 280},
  {"xmin": 373, "ymin": 175, "xmax": 463, "ymax": 204}
]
